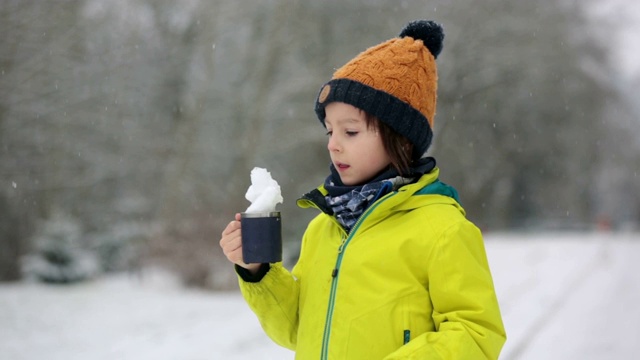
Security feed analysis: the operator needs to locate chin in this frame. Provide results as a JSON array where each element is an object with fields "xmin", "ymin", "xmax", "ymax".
[{"xmin": 339, "ymin": 177, "xmax": 356, "ymax": 186}]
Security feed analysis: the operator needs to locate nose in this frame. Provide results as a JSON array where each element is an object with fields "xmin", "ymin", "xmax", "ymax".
[{"xmin": 327, "ymin": 133, "xmax": 340, "ymax": 152}]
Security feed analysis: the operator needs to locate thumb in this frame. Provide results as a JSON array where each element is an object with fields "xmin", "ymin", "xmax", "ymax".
[{"xmin": 235, "ymin": 213, "xmax": 242, "ymax": 221}]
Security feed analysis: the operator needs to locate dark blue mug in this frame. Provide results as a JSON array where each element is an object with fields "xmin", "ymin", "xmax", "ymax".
[{"xmin": 241, "ymin": 212, "xmax": 282, "ymax": 264}]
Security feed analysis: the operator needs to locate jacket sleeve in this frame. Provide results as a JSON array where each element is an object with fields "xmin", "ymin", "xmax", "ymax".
[
  {"xmin": 384, "ymin": 220, "xmax": 506, "ymax": 360},
  {"xmin": 237, "ymin": 261, "xmax": 301, "ymax": 350}
]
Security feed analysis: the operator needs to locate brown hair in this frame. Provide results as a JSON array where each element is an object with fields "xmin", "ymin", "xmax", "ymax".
[{"xmin": 364, "ymin": 113, "xmax": 414, "ymax": 176}]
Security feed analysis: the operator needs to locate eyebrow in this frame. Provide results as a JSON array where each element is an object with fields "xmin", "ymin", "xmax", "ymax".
[{"xmin": 324, "ymin": 117, "xmax": 362, "ymax": 126}]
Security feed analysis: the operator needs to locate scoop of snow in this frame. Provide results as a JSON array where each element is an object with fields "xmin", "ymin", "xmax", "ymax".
[{"xmin": 245, "ymin": 167, "xmax": 283, "ymax": 213}]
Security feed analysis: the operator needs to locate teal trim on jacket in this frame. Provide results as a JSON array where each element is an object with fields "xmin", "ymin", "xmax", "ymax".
[{"xmin": 414, "ymin": 179, "xmax": 460, "ymax": 204}]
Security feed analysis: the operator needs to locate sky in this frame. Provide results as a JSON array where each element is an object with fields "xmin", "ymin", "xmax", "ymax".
[{"xmin": 1, "ymin": 232, "xmax": 639, "ymax": 360}]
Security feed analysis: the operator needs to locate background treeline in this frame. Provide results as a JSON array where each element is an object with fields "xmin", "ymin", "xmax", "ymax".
[{"xmin": 1, "ymin": 0, "xmax": 638, "ymax": 289}]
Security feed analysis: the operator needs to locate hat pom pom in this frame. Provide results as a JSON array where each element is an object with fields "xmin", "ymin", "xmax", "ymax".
[{"xmin": 399, "ymin": 20, "xmax": 444, "ymax": 59}]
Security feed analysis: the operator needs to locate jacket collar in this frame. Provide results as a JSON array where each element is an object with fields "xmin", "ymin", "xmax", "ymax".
[{"xmin": 297, "ymin": 167, "xmax": 463, "ymax": 215}]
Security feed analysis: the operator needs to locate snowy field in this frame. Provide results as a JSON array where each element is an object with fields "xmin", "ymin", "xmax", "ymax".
[{"xmin": 1, "ymin": 232, "xmax": 639, "ymax": 360}]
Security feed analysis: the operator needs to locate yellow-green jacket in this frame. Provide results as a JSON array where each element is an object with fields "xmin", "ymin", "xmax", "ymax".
[{"xmin": 238, "ymin": 168, "xmax": 506, "ymax": 359}]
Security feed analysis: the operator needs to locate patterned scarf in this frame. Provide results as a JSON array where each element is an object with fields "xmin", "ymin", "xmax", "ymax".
[{"xmin": 324, "ymin": 157, "xmax": 436, "ymax": 232}]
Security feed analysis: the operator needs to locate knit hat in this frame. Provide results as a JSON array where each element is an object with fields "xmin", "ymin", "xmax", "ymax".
[{"xmin": 315, "ymin": 20, "xmax": 444, "ymax": 158}]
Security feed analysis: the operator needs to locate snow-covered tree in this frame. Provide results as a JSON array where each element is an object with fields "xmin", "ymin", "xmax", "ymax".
[{"xmin": 22, "ymin": 212, "xmax": 99, "ymax": 284}]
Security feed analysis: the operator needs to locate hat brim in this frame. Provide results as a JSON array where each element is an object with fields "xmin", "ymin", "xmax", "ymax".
[{"xmin": 315, "ymin": 78, "xmax": 433, "ymax": 157}]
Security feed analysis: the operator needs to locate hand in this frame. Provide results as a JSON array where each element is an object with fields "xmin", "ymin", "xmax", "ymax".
[{"xmin": 219, "ymin": 213, "xmax": 261, "ymax": 274}]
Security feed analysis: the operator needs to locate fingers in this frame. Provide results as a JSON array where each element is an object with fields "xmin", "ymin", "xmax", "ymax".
[
  {"xmin": 220, "ymin": 213, "xmax": 242, "ymax": 239},
  {"xmin": 220, "ymin": 215, "xmax": 262, "ymax": 273},
  {"xmin": 222, "ymin": 242, "xmax": 243, "ymax": 265},
  {"xmin": 220, "ymin": 232, "xmax": 242, "ymax": 253},
  {"xmin": 220, "ymin": 218, "xmax": 245, "ymax": 266},
  {"xmin": 220, "ymin": 225, "xmax": 241, "ymax": 252},
  {"xmin": 221, "ymin": 218, "xmax": 241, "ymax": 237}
]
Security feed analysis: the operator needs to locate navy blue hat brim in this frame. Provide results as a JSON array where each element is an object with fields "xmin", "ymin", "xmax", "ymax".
[{"xmin": 315, "ymin": 78, "xmax": 433, "ymax": 157}]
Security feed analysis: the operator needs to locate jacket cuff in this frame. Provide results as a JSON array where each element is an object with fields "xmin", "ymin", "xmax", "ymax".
[{"xmin": 235, "ymin": 263, "xmax": 270, "ymax": 283}]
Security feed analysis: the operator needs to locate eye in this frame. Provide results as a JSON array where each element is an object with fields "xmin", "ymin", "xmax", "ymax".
[
  {"xmin": 325, "ymin": 130, "xmax": 333, "ymax": 136},
  {"xmin": 346, "ymin": 131, "xmax": 358, "ymax": 137}
]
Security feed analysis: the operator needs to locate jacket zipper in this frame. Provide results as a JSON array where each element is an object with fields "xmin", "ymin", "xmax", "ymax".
[{"xmin": 320, "ymin": 192, "xmax": 396, "ymax": 360}]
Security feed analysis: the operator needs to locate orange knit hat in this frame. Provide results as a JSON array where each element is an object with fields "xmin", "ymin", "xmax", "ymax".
[{"xmin": 315, "ymin": 20, "xmax": 444, "ymax": 157}]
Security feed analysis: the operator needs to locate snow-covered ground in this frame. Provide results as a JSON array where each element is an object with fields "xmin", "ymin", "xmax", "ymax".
[{"xmin": 1, "ymin": 232, "xmax": 639, "ymax": 360}]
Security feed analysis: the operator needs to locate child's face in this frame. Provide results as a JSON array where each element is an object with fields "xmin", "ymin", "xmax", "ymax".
[{"xmin": 324, "ymin": 102, "xmax": 391, "ymax": 186}]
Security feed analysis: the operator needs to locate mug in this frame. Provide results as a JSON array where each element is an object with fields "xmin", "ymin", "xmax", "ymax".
[{"xmin": 241, "ymin": 211, "xmax": 282, "ymax": 263}]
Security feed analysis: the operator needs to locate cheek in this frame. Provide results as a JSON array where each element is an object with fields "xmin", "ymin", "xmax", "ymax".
[{"xmin": 361, "ymin": 138, "xmax": 391, "ymax": 166}]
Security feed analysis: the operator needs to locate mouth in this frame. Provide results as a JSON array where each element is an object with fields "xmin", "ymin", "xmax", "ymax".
[{"xmin": 335, "ymin": 162, "xmax": 350, "ymax": 171}]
